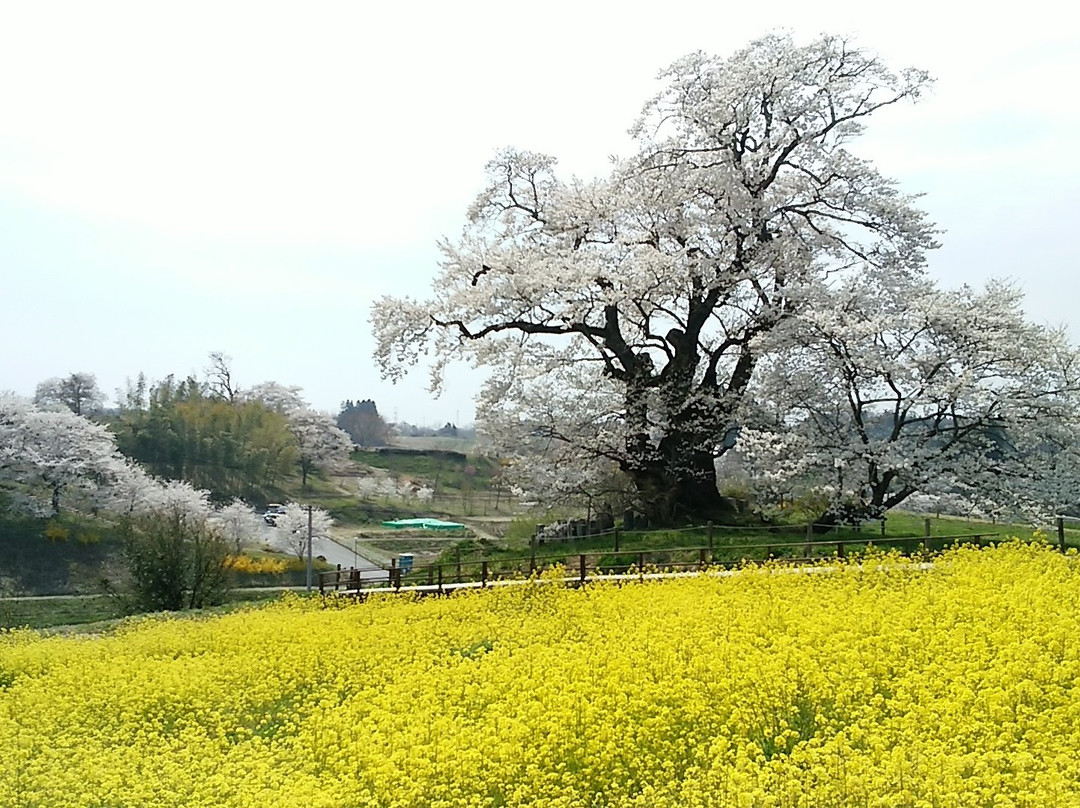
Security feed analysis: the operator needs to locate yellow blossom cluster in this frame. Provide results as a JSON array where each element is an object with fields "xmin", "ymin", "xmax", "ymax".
[
  {"xmin": 3, "ymin": 542, "xmax": 1080, "ymax": 807},
  {"xmin": 224, "ymin": 554, "xmax": 291, "ymax": 575}
]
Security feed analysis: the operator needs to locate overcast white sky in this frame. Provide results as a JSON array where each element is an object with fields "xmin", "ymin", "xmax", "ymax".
[{"xmin": 1, "ymin": 1, "xmax": 1076, "ymax": 424}]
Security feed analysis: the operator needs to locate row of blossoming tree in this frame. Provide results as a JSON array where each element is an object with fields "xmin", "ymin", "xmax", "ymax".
[{"xmin": 0, "ymin": 359, "xmax": 346, "ymax": 608}]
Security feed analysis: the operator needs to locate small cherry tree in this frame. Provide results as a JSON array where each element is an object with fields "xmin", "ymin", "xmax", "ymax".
[
  {"xmin": 270, "ymin": 502, "xmax": 334, "ymax": 563},
  {"xmin": 212, "ymin": 499, "xmax": 267, "ymax": 554},
  {"xmin": 287, "ymin": 409, "xmax": 354, "ymax": 489},
  {"xmin": 241, "ymin": 381, "xmax": 308, "ymax": 414},
  {"xmin": 1, "ymin": 395, "xmax": 129, "ymax": 516}
]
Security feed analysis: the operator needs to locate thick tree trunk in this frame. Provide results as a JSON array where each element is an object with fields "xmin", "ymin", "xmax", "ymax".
[
  {"xmin": 812, "ymin": 479, "xmax": 916, "ymax": 531},
  {"xmin": 619, "ymin": 340, "xmax": 746, "ymax": 524},
  {"xmin": 627, "ymin": 447, "xmax": 733, "ymax": 525},
  {"xmin": 622, "ymin": 371, "xmax": 738, "ymax": 524}
]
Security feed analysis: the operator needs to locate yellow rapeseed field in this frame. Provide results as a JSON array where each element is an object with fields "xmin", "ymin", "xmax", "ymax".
[{"xmin": 3, "ymin": 542, "xmax": 1080, "ymax": 807}]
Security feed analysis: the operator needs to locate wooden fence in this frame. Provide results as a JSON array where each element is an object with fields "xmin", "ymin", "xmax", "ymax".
[{"xmin": 317, "ymin": 529, "xmax": 1037, "ymax": 596}]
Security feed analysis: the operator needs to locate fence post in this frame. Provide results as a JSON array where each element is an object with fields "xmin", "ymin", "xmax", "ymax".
[
  {"xmin": 427, "ymin": 566, "xmax": 434, "ymax": 586},
  {"xmin": 391, "ymin": 557, "xmax": 399, "ymax": 590},
  {"xmin": 638, "ymin": 552, "xmax": 645, "ymax": 583},
  {"xmin": 482, "ymin": 561, "xmax": 489, "ymax": 588},
  {"xmin": 707, "ymin": 521, "xmax": 714, "ymax": 561},
  {"xmin": 699, "ymin": 547, "xmax": 707, "ymax": 568},
  {"xmin": 456, "ymin": 546, "xmax": 462, "ymax": 583},
  {"xmin": 924, "ymin": 517, "xmax": 931, "ymax": 539},
  {"xmin": 880, "ymin": 518, "xmax": 886, "ymax": 538},
  {"xmin": 613, "ymin": 527, "xmax": 620, "ymax": 553},
  {"xmin": 579, "ymin": 554, "xmax": 587, "ymax": 586},
  {"xmin": 437, "ymin": 564, "xmax": 443, "ymax": 594},
  {"xmin": 836, "ymin": 541, "xmax": 844, "ymax": 559},
  {"xmin": 1058, "ymin": 517, "xmax": 1066, "ymax": 553},
  {"xmin": 805, "ymin": 522, "xmax": 813, "ymax": 560},
  {"xmin": 530, "ymin": 537, "xmax": 537, "ymax": 575}
]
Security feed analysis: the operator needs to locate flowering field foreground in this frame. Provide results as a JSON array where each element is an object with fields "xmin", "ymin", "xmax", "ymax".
[{"xmin": 3, "ymin": 543, "xmax": 1080, "ymax": 807}]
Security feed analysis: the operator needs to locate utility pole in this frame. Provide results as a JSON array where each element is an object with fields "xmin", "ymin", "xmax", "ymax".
[{"xmin": 306, "ymin": 505, "xmax": 314, "ymax": 592}]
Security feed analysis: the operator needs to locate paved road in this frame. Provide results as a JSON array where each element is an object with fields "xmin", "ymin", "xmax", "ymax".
[{"xmin": 310, "ymin": 535, "xmax": 387, "ymax": 583}]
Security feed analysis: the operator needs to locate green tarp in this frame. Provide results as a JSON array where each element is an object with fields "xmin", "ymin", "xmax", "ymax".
[{"xmin": 380, "ymin": 518, "xmax": 466, "ymax": 531}]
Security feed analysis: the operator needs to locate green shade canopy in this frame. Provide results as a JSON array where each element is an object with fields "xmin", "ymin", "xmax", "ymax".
[{"xmin": 380, "ymin": 518, "xmax": 466, "ymax": 531}]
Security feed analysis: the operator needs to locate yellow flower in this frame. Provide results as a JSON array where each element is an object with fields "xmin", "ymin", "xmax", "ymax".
[{"xmin": 2, "ymin": 542, "xmax": 1079, "ymax": 806}]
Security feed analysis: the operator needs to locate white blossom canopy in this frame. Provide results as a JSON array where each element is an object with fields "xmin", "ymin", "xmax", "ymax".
[
  {"xmin": 373, "ymin": 33, "xmax": 938, "ymax": 521},
  {"xmin": 742, "ymin": 273, "xmax": 1080, "ymax": 521}
]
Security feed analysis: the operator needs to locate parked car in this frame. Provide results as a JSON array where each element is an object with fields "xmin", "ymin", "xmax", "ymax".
[{"xmin": 263, "ymin": 504, "xmax": 287, "ymax": 527}]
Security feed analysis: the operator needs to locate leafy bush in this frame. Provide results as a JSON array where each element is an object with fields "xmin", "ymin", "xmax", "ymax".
[{"xmin": 118, "ymin": 508, "xmax": 231, "ymax": 611}]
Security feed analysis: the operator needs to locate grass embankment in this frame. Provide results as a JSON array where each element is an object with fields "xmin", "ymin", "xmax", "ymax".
[
  {"xmin": 0, "ymin": 514, "xmax": 119, "ymax": 596},
  {"xmin": 3, "ymin": 543, "xmax": 1079, "ymax": 806},
  {"xmin": 0, "ymin": 539, "xmax": 328, "ymax": 631},
  {"xmin": 346, "ymin": 449, "xmax": 509, "ymax": 519},
  {"xmin": 0, "ymin": 595, "xmax": 125, "ymax": 632}
]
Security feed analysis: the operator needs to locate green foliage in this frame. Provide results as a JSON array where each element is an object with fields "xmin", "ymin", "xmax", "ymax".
[
  {"xmin": 117, "ymin": 509, "xmax": 232, "ymax": 612},
  {"xmin": 337, "ymin": 399, "xmax": 389, "ymax": 446},
  {"xmin": 782, "ymin": 490, "xmax": 836, "ymax": 524},
  {"xmin": 110, "ymin": 376, "xmax": 296, "ymax": 503},
  {"xmin": 43, "ymin": 521, "xmax": 69, "ymax": 542},
  {"xmin": 593, "ymin": 553, "xmax": 640, "ymax": 571}
]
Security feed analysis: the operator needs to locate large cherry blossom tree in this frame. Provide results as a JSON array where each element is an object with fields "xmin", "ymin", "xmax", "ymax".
[{"xmin": 374, "ymin": 33, "xmax": 937, "ymax": 522}]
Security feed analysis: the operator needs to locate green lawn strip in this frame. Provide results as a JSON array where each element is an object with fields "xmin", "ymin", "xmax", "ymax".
[
  {"xmin": 1, "ymin": 588, "xmax": 297, "ymax": 632},
  {"xmin": 0, "ymin": 596, "xmax": 125, "ymax": 631},
  {"xmin": 420, "ymin": 512, "xmax": 1051, "ymax": 580}
]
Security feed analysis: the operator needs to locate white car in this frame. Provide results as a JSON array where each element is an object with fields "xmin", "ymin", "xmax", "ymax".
[{"xmin": 263, "ymin": 504, "xmax": 287, "ymax": 526}]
